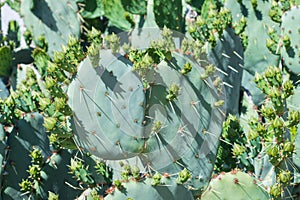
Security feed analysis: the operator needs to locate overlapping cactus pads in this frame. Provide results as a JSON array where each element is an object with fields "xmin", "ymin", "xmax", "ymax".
[{"xmin": 68, "ymin": 28, "xmax": 225, "ymax": 190}]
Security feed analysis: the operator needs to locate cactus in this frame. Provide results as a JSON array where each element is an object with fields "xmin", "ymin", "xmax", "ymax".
[
  {"xmin": 68, "ymin": 28, "xmax": 225, "ymax": 194},
  {"xmin": 1, "ymin": 113, "xmax": 80, "ymax": 199},
  {"xmin": 103, "ymin": 165, "xmax": 193, "ymax": 199},
  {"xmin": 207, "ymin": 28, "xmax": 243, "ymax": 114},
  {"xmin": 279, "ymin": 6, "xmax": 300, "ymax": 74},
  {"xmin": 225, "ymin": 0, "xmax": 281, "ymax": 103},
  {"xmin": 186, "ymin": 0, "xmax": 204, "ymax": 12},
  {"xmin": 104, "ymin": 174, "xmax": 194, "ymax": 200},
  {"xmin": 2, "ymin": 0, "xmax": 300, "ymax": 199},
  {"xmin": 0, "ymin": 78, "xmax": 9, "ymax": 99},
  {"xmin": 0, "ymin": 46, "xmax": 13, "ymax": 77},
  {"xmin": 225, "ymin": 0, "xmax": 281, "ymax": 71},
  {"xmin": 121, "ymin": 0, "xmax": 147, "ymax": 15},
  {"xmin": 7, "ymin": 20, "xmax": 21, "ymax": 48},
  {"xmin": 102, "ymin": 0, "xmax": 134, "ymax": 30},
  {"xmin": 201, "ymin": 170, "xmax": 270, "ymax": 199},
  {"xmin": 76, "ymin": 0, "xmax": 104, "ymax": 19},
  {"xmin": 153, "ymin": 0, "xmax": 183, "ymax": 31},
  {"xmin": 20, "ymin": 0, "xmax": 80, "ymax": 55}
]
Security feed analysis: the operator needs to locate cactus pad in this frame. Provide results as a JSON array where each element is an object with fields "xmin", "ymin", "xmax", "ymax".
[
  {"xmin": 201, "ymin": 170, "xmax": 270, "ymax": 200},
  {"xmin": 20, "ymin": 0, "xmax": 80, "ymax": 55},
  {"xmin": 121, "ymin": 0, "xmax": 147, "ymax": 15},
  {"xmin": 153, "ymin": 0, "xmax": 183, "ymax": 31},
  {"xmin": 68, "ymin": 28, "xmax": 225, "ymax": 191},
  {"xmin": 280, "ymin": 6, "xmax": 300, "ymax": 74},
  {"xmin": 225, "ymin": 0, "xmax": 280, "ymax": 75},
  {"xmin": 0, "ymin": 46, "xmax": 13, "ymax": 77},
  {"xmin": 104, "ymin": 176, "xmax": 194, "ymax": 200}
]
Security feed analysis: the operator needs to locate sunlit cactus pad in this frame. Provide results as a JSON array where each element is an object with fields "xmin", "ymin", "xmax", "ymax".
[
  {"xmin": 201, "ymin": 170, "xmax": 270, "ymax": 200},
  {"xmin": 68, "ymin": 28, "xmax": 225, "ymax": 190},
  {"xmin": 20, "ymin": 0, "xmax": 80, "ymax": 54}
]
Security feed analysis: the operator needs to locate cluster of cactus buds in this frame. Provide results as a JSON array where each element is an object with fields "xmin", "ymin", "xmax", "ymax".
[
  {"xmin": 68, "ymin": 158, "xmax": 95, "ymax": 186},
  {"xmin": 19, "ymin": 148, "xmax": 44, "ymax": 194},
  {"xmin": 252, "ymin": 65, "xmax": 299, "ymax": 198}
]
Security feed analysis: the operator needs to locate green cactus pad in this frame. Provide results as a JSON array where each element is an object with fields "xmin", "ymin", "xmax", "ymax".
[
  {"xmin": 280, "ymin": 6, "xmax": 300, "ymax": 74},
  {"xmin": 104, "ymin": 177, "xmax": 194, "ymax": 200},
  {"xmin": 225, "ymin": 0, "xmax": 280, "ymax": 75},
  {"xmin": 153, "ymin": 0, "xmax": 183, "ymax": 31},
  {"xmin": 103, "ymin": 0, "xmax": 134, "ymax": 30},
  {"xmin": 68, "ymin": 28, "xmax": 225, "ymax": 191},
  {"xmin": 121, "ymin": 0, "xmax": 147, "ymax": 15},
  {"xmin": 0, "ymin": 78, "xmax": 9, "ymax": 99},
  {"xmin": 77, "ymin": 0, "xmax": 104, "ymax": 19},
  {"xmin": 2, "ymin": 113, "xmax": 82, "ymax": 199},
  {"xmin": 20, "ymin": 0, "xmax": 80, "ymax": 55},
  {"xmin": 2, "ymin": 113, "xmax": 51, "ymax": 199},
  {"xmin": 201, "ymin": 170, "xmax": 270, "ymax": 200},
  {"xmin": 207, "ymin": 28, "xmax": 243, "ymax": 114},
  {"xmin": 0, "ymin": 46, "xmax": 13, "ymax": 77}
]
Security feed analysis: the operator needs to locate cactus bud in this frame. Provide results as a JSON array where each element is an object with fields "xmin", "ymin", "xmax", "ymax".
[
  {"xmin": 39, "ymin": 98, "xmax": 51, "ymax": 110},
  {"xmin": 47, "ymin": 62, "xmax": 58, "ymax": 74},
  {"xmin": 45, "ymin": 76, "xmax": 56, "ymax": 89},
  {"xmin": 53, "ymin": 97, "xmax": 66, "ymax": 111},
  {"xmin": 48, "ymin": 133, "xmax": 58, "ymax": 144},
  {"xmin": 272, "ymin": 117, "xmax": 283, "ymax": 129},
  {"xmin": 283, "ymin": 80, "xmax": 294, "ymax": 99},
  {"xmin": 282, "ymin": 34, "xmax": 291, "ymax": 50},
  {"xmin": 87, "ymin": 27, "xmax": 102, "ymax": 45},
  {"xmin": 36, "ymin": 35, "xmax": 48, "ymax": 51},
  {"xmin": 131, "ymin": 165, "xmax": 140, "ymax": 179},
  {"xmin": 283, "ymin": 141, "xmax": 295, "ymax": 153},
  {"xmin": 251, "ymin": 0, "xmax": 257, "ymax": 10},
  {"xmin": 260, "ymin": 105, "xmax": 276, "ymax": 120},
  {"xmin": 181, "ymin": 62, "xmax": 192, "ymax": 75},
  {"xmin": 19, "ymin": 179, "xmax": 33, "ymax": 192},
  {"xmin": 286, "ymin": 110, "xmax": 300, "ymax": 127},
  {"xmin": 28, "ymin": 164, "xmax": 41, "ymax": 180},
  {"xmin": 279, "ymin": 170, "xmax": 291, "ymax": 184},
  {"xmin": 114, "ymin": 180, "xmax": 124, "ymax": 190},
  {"xmin": 53, "ymin": 51, "xmax": 65, "ymax": 64},
  {"xmin": 23, "ymin": 29, "xmax": 33, "ymax": 46},
  {"xmin": 152, "ymin": 121, "xmax": 163, "ymax": 133},
  {"xmin": 68, "ymin": 35, "xmax": 78, "ymax": 47},
  {"xmin": 152, "ymin": 172, "xmax": 162, "ymax": 186},
  {"xmin": 121, "ymin": 164, "xmax": 131, "ymax": 180},
  {"xmin": 266, "ymin": 38, "xmax": 278, "ymax": 54},
  {"xmin": 248, "ymin": 130, "xmax": 259, "ymax": 140},
  {"xmin": 269, "ymin": 87, "xmax": 281, "ymax": 99},
  {"xmin": 267, "ymin": 145, "xmax": 279, "ymax": 157},
  {"xmin": 166, "ymin": 84, "xmax": 180, "ymax": 101},
  {"xmin": 44, "ymin": 117, "xmax": 57, "ymax": 131},
  {"xmin": 270, "ymin": 183, "xmax": 282, "ymax": 198},
  {"xmin": 177, "ymin": 168, "xmax": 191, "ymax": 184},
  {"xmin": 30, "ymin": 148, "xmax": 43, "ymax": 165},
  {"xmin": 232, "ymin": 143, "xmax": 246, "ymax": 156}
]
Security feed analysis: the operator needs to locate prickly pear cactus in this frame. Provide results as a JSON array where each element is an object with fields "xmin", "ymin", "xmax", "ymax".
[
  {"xmin": 102, "ymin": 0, "xmax": 134, "ymax": 30},
  {"xmin": 2, "ymin": 113, "xmax": 81, "ymax": 199},
  {"xmin": 76, "ymin": 0, "xmax": 104, "ymax": 19},
  {"xmin": 201, "ymin": 170, "xmax": 270, "ymax": 200},
  {"xmin": 153, "ymin": 0, "xmax": 183, "ymax": 31},
  {"xmin": 20, "ymin": 0, "xmax": 80, "ymax": 55},
  {"xmin": 280, "ymin": 6, "xmax": 300, "ymax": 74},
  {"xmin": 0, "ymin": 46, "xmax": 13, "ymax": 77},
  {"xmin": 225, "ymin": 0, "xmax": 280, "ymax": 74},
  {"xmin": 68, "ymin": 28, "xmax": 225, "ymax": 193},
  {"xmin": 207, "ymin": 28, "xmax": 243, "ymax": 114},
  {"xmin": 104, "ymin": 174, "xmax": 194, "ymax": 200},
  {"xmin": 121, "ymin": 0, "xmax": 147, "ymax": 15}
]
